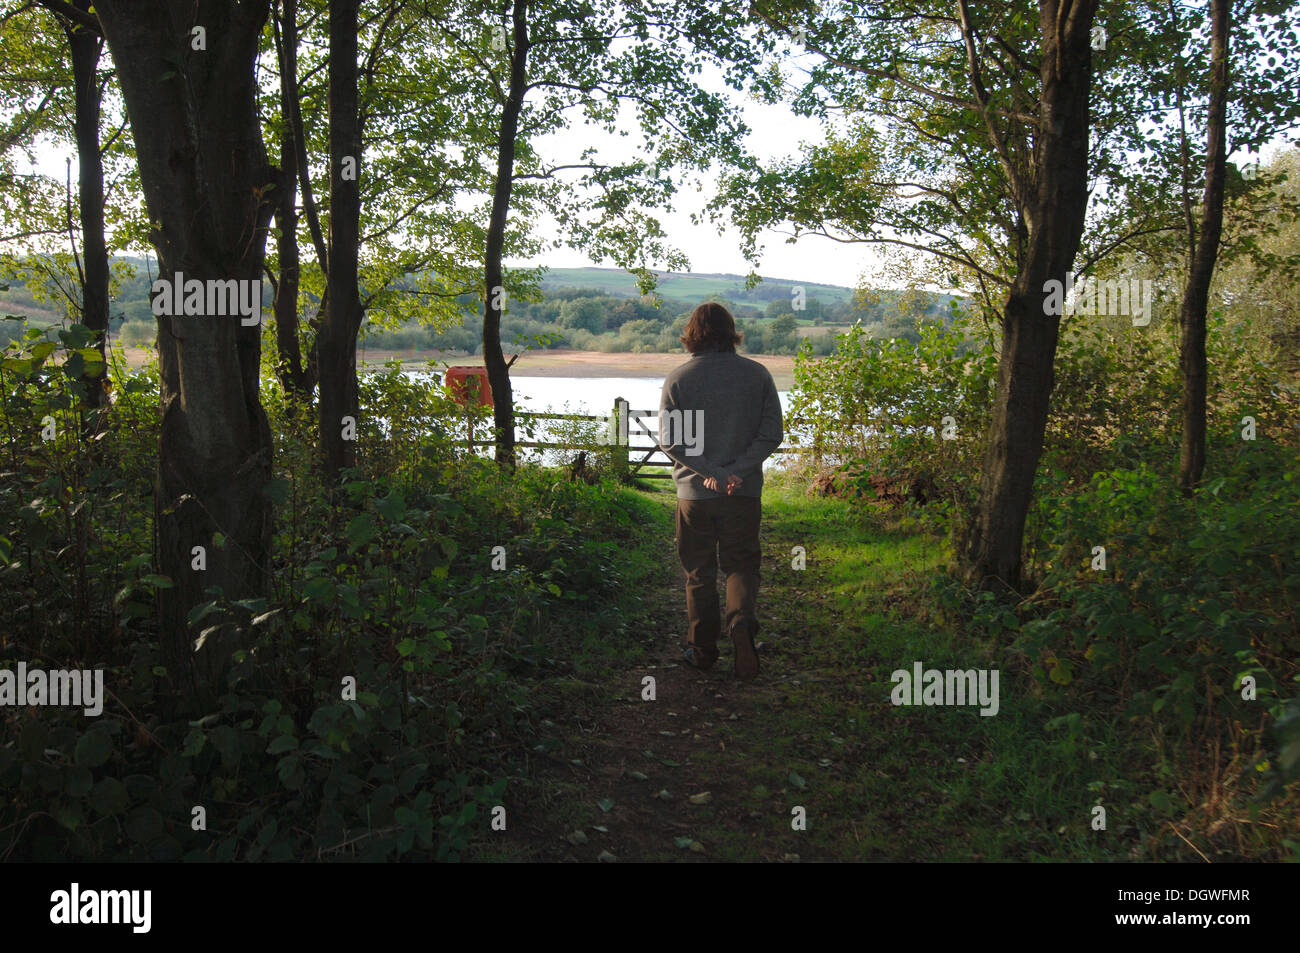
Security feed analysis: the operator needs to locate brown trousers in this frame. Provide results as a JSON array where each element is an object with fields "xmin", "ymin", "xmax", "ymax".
[{"xmin": 674, "ymin": 495, "xmax": 762, "ymax": 659}]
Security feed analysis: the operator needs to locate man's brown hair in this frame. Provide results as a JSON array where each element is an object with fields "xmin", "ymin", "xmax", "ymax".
[{"xmin": 680, "ymin": 301, "xmax": 743, "ymax": 353}]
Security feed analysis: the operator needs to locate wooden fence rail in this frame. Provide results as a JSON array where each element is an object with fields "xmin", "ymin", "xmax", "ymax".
[{"xmin": 462, "ymin": 397, "xmax": 808, "ymax": 479}]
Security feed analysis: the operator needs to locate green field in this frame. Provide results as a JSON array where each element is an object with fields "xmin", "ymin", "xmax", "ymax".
[{"xmin": 539, "ymin": 266, "xmax": 860, "ymax": 306}]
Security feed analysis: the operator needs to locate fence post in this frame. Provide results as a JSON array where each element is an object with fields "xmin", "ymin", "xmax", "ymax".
[{"xmin": 611, "ymin": 396, "xmax": 629, "ymax": 477}]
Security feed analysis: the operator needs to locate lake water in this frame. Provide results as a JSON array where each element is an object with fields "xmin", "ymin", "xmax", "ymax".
[
  {"xmin": 510, "ymin": 376, "xmax": 793, "ymax": 418},
  {"xmin": 415, "ymin": 373, "xmax": 796, "ymax": 470}
]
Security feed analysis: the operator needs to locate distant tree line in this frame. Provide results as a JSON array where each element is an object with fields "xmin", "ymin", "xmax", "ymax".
[{"xmin": 1, "ymin": 260, "xmax": 954, "ymax": 355}]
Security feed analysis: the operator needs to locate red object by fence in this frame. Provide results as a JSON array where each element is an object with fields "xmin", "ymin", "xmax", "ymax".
[{"xmin": 445, "ymin": 366, "xmax": 493, "ymax": 407}]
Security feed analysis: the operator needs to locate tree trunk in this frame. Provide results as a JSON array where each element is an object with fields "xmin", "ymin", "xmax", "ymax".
[
  {"xmin": 482, "ymin": 0, "xmax": 529, "ymax": 470},
  {"xmin": 94, "ymin": 0, "xmax": 276, "ymax": 708},
  {"xmin": 64, "ymin": 2, "xmax": 110, "ymax": 419},
  {"xmin": 318, "ymin": 0, "xmax": 363, "ymax": 476},
  {"xmin": 961, "ymin": 0, "xmax": 1097, "ymax": 594},
  {"xmin": 1177, "ymin": 0, "xmax": 1230, "ymax": 495},
  {"xmin": 272, "ymin": 0, "xmax": 309, "ymax": 398}
]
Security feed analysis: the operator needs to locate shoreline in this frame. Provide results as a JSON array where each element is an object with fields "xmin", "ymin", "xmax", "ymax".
[{"xmin": 120, "ymin": 347, "xmax": 802, "ymax": 390}]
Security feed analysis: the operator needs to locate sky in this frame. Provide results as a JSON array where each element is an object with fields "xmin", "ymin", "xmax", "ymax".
[
  {"xmin": 508, "ymin": 92, "xmax": 879, "ymax": 290},
  {"xmin": 18, "ymin": 26, "xmax": 879, "ymax": 290}
]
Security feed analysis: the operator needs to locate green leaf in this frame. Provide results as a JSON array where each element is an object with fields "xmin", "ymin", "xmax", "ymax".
[
  {"xmin": 346, "ymin": 513, "xmax": 377, "ymax": 547},
  {"xmin": 398, "ymin": 763, "xmax": 427, "ymax": 794},
  {"xmin": 304, "ymin": 577, "xmax": 334, "ymax": 602},
  {"xmin": 375, "ymin": 492, "xmax": 406, "ymax": 522},
  {"xmin": 74, "ymin": 729, "xmax": 113, "ymax": 768},
  {"xmin": 596, "ymin": 797, "xmax": 615, "ymax": 813},
  {"xmin": 267, "ymin": 734, "xmax": 298, "ymax": 754},
  {"xmin": 63, "ymin": 351, "xmax": 85, "ymax": 379},
  {"xmin": 90, "ymin": 777, "xmax": 128, "ymax": 816},
  {"xmin": 210, "ymin": 725, "xmax": 240, "ymax": 768},
  {"xmin": 55, "ymin": 804, "xmax": 82, "ymax": 831},
  {"xmin": 125, "ymin": 805, "xmax": 165, "ymax": 842},
  {"xmin": 2, "ymin": 356, "xmax": 35, "ymax": 377},
  {"xmin": 187, "ymin": 600, "xmax": 221, "ymax": 626},
  {"xmin": 29, "ymin": 340, "xmax": 57, "ymax": 363}
]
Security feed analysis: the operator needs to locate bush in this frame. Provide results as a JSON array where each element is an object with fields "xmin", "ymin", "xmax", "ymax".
[
  {"xmin": 1012, "ymin": 443, "xmax": 1299, "ymax": 730},
  {"xmin": 790, "ymin": 309, "xmax": 997, "ymax": 532},
  {"xmin": 0, "ymin": 334, "xmax": 645, "ymax": 861}
]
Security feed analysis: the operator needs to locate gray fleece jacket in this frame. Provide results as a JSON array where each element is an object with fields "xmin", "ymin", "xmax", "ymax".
[{"xmin": 656, "ymin": 348, "xmax": 784, "ymax": 500}]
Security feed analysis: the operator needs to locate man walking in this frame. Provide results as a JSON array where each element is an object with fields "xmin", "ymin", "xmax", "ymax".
[{"xmin": 657, "ymin": 302, "xmax": 783, "ymax": 681}]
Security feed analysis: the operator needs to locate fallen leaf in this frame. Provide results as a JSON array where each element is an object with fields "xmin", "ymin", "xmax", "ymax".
[
  {"xmin": 566, "ymin": 830, "xmax": 588, "ymax": 846},
  {"xmin": 597, "ymin": 798, "xmax": 615, "ymax": 813},
  {"xmin": 597, "ymin": 850, "xmax": 617, "ymax": 863},
  {"xmin": 788, "ymin": 771, "xmax": 806, "ymax": 790},
  {"xmin": 689, "ymin": 791, "xmax": 712, "ymax": 805},
  {"xmin": 628, "ymin": 770, "xmax": 649, "ymax": 781}
]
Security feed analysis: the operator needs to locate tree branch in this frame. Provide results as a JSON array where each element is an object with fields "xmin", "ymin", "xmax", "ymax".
[
  {"xmin": 33, "ymin": 0, "xmax": 99, "ymax": 33},
  {"xmin": 957, "ymin": 0, "xmax": 1026, "ymax": 211}
]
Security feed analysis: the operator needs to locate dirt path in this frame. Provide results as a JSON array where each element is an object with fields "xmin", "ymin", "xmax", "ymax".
[{"xmin": 504, "ymin": 490, "xmax": 851, "ymax": 862}]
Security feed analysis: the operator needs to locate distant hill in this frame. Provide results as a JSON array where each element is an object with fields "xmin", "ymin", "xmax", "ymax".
[
  {"xmin": 2, "ymin": 257, "xmax": 955, "ymax": 354},
  {"xmin": 539, "ymin": 266, "xmax": 858, "ymax": 306}
]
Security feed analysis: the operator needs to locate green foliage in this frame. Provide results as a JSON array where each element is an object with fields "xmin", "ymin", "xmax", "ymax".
[
  {"xmin": 1013, "ymin": 445, "xmax": 1298, "ymax": 731},
  {"xmin": 790, "ymin": 304, "xmax": 996, "ymax": 530},
  {"xmin": 919, "ymin": 439, "xmax": 1300, "ymax": 824},
  {"xmin": 0, "ymin": 351, "xmax": 643, "ymax": 861}
]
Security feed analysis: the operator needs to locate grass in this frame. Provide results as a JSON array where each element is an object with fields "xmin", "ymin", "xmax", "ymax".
[{"xmin": 469, "ymin": 470, "xmax": 1297, "ymax": 862}]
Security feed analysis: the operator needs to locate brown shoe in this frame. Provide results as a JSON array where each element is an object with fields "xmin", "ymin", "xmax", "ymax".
[
  {"xmin": 682, "ymin": 646, "xmax": 717, "ymax": 671},
  {"xmin": 730, "ymin": 622, "xmax": 759, "ymax": 682}
]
